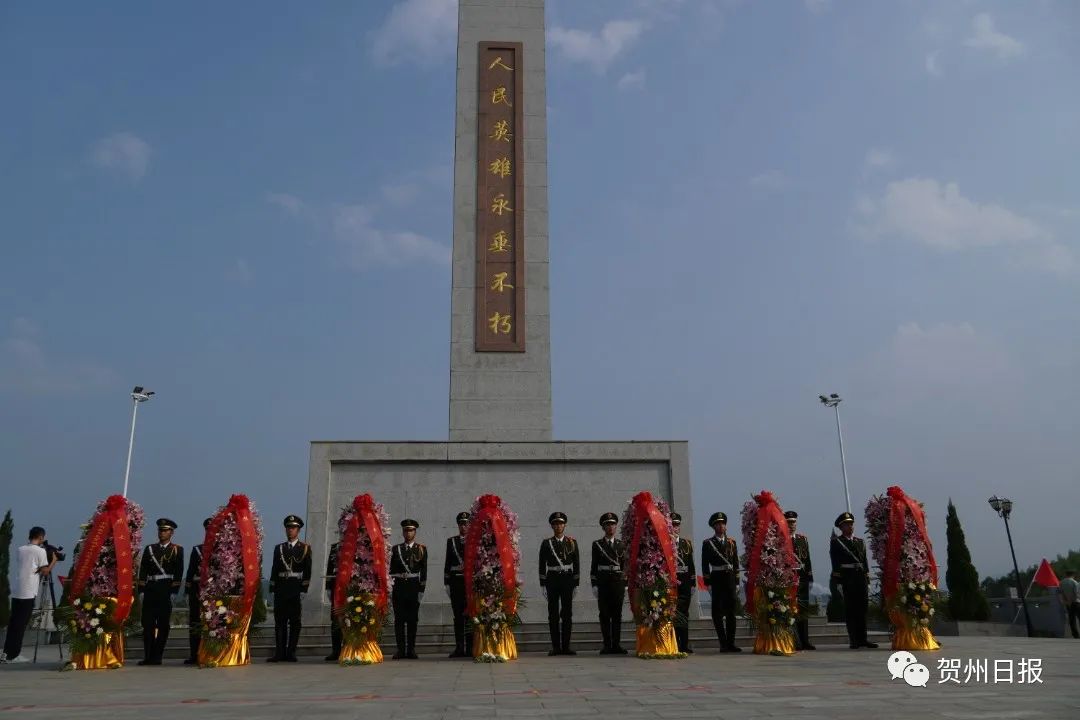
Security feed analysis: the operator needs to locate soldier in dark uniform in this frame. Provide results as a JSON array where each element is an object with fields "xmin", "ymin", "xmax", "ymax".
[
  {"xmin": 137, "ymin": 518, "xmax": 184, "ymax": 666},
  {"xmin": 389, "ymin": 518, "xmax": 427, "ymax": 659},
  {"xmin": 267, "ymin": 514, "xmax": 312, "ymax": 663},
  {"xmin": 444, "ymin": 511, "xmax": 472, "ymax": 658},
  {"xmin": 829, "ymin": 511, "xmax": 878, "ymax": 650},
  {"xmin": 324, "ymin": 541, "xmax": 341, "ymax": 662},
  {"xmin": 671, "ymin": 512, "xmax": 696, "ymax": 653},
  {"xmin": 701, "ymin": 511, "xmax": 742, "ymax": 652},
  {"xmin": 785, "ymin": 511, "xmax": 816, "ymax": 651},
  {"xmin": 183, "ymin": 518, "xmax": 212, "ymax": 665},
  {"xmin": 539, "ymin": 511, "xmax": 580, "ymax": 655},
  {"xmin": 590, "ymin": 512, "xmax": 627, "ymax": 655}
]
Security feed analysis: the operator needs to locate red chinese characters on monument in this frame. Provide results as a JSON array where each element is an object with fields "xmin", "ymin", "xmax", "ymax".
[{"xmin": 475, "ymin": 42, "xmax": 525, "ymax": 352}]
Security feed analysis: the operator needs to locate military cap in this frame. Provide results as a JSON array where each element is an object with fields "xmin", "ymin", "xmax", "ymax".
[
  {"xmin": 599, "ymin": 512, "xmax": 618, "ymax": 526},
  {"xmin": 834, "ymin": 512, "xmax": 855, "ymax": 528},
  {"xmin": 549, "ymin": 511, "xmax": 568, "ymax": 525},
  {"xmin": 708, "ymin": 511, "xmax": 727, "ymax": 527},
  {"xmin": 400, "ymin": 518, "xmax": 419, "ymax": 530},
  {"xmin": 156, "ymin": 518, "xmax": 178, "ymax": 530},
  {"xmin": 455, "ymin": 511, "xmax": 471, "ymax": 524},
  {"xmin": 203, "ymin": 517, "xmax": 213, "ymax": 529},
  {"xmin": 670, "ymin": 512, "xmax": 682, "ymax": 525},
  {"xmin": 784, "ymin": 510, "xmax": 798, "ymax": 520},
  {"xmin": 284, "ymin": 514, "xmax": 304, "ymax": 529}
]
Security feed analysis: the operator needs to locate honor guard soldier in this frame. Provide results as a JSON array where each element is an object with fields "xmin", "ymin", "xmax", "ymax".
[
  {"xmin": 137, "ymin": 518, "xmax": 184, "ymax": 665},
  {"xmin": 590, "ymin": 512, "xmax": 627, "ymax": 654},
  {"xmin": 268, "ymin": 515, "xmax": 312, "ymax": 662},
  {"xmin": 389, "ymin": 518, "xmax": 427, "ymax": 659},
  {"xmin": 183, "ymin": 518, "xmax": 212, "ymax": 665},
  {"xmin": 444, "ymin": 512, "xmax": 472, "ymax": 658},
  {"xmin": 830, "ymin": 512, "xmax": 878, "ymax": 649},
  {"xmin": 784, "ymin": 511, "xmax": 815, "ymax": 651},
  {"xmin": 671, "ymin": 513, "xmax": 696, "ymax": 653},
  {"xmin": 539, "ymin": 511, "xmax": 580, "ymax": 655},
  {"xmin": 702, "ymin": 512, "xmax": 742, "ymax": 652},
  {"xmin": 324, "ymin": 541, "xmax": 341, "ymax": 662}
]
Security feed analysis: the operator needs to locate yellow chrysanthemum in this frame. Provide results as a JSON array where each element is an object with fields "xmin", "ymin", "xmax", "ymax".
[{"xmin": 83, "ymin": 602, "xmax": 93, "ymax": 610}]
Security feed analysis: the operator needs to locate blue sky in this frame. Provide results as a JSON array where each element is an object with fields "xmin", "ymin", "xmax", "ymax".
[{"xmin": 2, "ymin": 0, "xmax": 1077, "ymax": 587}]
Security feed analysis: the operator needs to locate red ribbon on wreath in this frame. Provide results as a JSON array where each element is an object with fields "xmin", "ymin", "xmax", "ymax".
[
  {"xmin": 334, "ymin": 494, "xmax": 389, "ymax": 612},
  {"xmin": 464, "ymin": 494, "xmax": 519, "ymax": 618},
  {"xmin": 744, "ymin": 490, "xmax": 797, "ymax": 615},
  {"xmin": 882, "ymin": 486, "xmax": 937, "ymax": 603},
  {"xmin": 201, "ymin": 494, "xmax": 262, "ymax": 615},
  {"xmin": 67, "ymin": 494, "xmax": 136, "ymax": 624},
  {"xmin": 625, "ymin": 491, "xmax": 678, "ymax": 618}
]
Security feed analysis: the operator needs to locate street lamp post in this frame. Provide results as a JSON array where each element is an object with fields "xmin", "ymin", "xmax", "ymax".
[
  {"xmin": 987, "ymin": 495, "xmax": 1034, "ymax": 638},
  {"xmin": 819, "ymin": 393, "xmax": 851, "ymax": 513},
  {"xmin": 122, "ymin": 386, "xmax": 154, "ymax": 498}
]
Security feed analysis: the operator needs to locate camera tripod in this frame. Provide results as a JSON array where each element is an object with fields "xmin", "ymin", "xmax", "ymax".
[{"xmin": 31, "ymin": 573, "xmax": 64, "ymax": 664}]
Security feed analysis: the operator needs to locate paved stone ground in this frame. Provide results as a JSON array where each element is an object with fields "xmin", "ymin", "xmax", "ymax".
[{"xmin": 1, "ymin": 637, "xmax": 1076, "ymax": 719}]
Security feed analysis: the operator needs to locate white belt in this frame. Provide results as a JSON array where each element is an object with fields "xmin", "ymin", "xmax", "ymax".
[
  {"xmin": 449, "ymin": 565, "xmax": 463, "ymax": 572},
  {"xmin": 595, "ymin": 565, "xmax": 620, "ymax": 571},
  {"xmin": 278, "ymin": 571, "xmax": 303, "ymax": 579},
  {"xmin": 546, "ymin": 566, "xmax": 572, "ymax": 573},
  {"xmin": 148, "ymin": 574, "xmax": 173, "ymax": 581},
  {"xmin": 840, "ymin": 563, "xmax": 862, "ymax": 569},
  {"xmin": 392, "ymin": 572, "xmax": 421, "ymax": 579}
]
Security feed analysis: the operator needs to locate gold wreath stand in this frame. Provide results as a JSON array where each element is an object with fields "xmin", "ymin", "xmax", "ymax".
[
  {"xmin": 634, "ymin": 622, "xmax": 680, "ymax": 657},
  {"xmin": 889, "ymin": 610, "xmax": 941, "ymax": 651},
  {"xmin": 340, "ymin": 630, "xmax": 384, "ymax": 664},
  {"xmin": 197, "ymin": 600, "xmax": 252, "ymax": 667},
  {"xmin": 71, "ymin": 632, "xmax": 125, "ymax": 670},
  {"xmin": 752, "ymin": 589, "xmax": 797, "ymax": 656},
  {"xmin": 472, "ymin": 625, "xmax": 518, "ymax": 660}
]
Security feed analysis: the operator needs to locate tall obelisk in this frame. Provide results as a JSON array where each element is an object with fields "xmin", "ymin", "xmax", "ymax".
[{"xmin": 449, "ymin": 0, "xmax": 551, "ymax": 442}]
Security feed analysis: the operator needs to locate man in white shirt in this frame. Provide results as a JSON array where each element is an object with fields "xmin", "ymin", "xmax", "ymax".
[
  {"xmin": 1060, "ymin": 570, "xmax": 1080, "ymax": 639},
  {"xmin": 2, "ymin": 526, "xmax": 55, "ymax": 663}
]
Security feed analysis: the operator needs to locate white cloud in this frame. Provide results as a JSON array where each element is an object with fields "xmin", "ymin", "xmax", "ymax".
[
  {"xmin": 371, "ymin": 0, "xmax": 457, "ymax": 66},
  {"xmin": 381, "ymin": 182, "xmax": 421, "ymax": 208},
  {"xmin": 855, "ymin": 177, "xmax": 1072, "ymax": 274},
  {"xmin": 89, "ymin": 132, "xmax": 151, "ymax": 181},
  {"xmin": 965, "ymin": 14, "xmax": 1024, "ymax": 61},
  {"xmin": 266, "ymin": 192, "xmax": 305, "ymax": 216},
  {"xmin": 0, "ymin": 319, "xmax": 116, "ymax": 395},
  {"xmin": 749, "ymin": 170, "xmax": 790, "ymax": 191},
  {"xmin": 617, "ymin": 69, "xmax": 646, "ymax": 91},
  {"xmin": 333, "ymin": 204, "xmax": 449, "ymax": 268},
  {"xmin": 549, "ymin": 20, "xmax": 647, "ymax": 74},
  {"xmin": 233, "ymin": 258, "xmax": 254, "ymax": 285},
  {"xmin": 925, "ymin": 51, "xmax": 941, "ymax": 77},
  {"xmin": 864, "ymin": 148, "xmax": 896, "ymax": 173},
  {"xmin": 804, "ymin": 0, "xmax": 831, "ymax": 14}
]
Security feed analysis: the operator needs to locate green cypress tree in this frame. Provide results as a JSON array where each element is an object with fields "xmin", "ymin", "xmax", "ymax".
[
  {"xmin": 0, "ymin": 510, "xmax": 12, "ymax": 627},
  {"xmin": 945, "ymin": 500, "xmax": 990, "ymax": 621}
]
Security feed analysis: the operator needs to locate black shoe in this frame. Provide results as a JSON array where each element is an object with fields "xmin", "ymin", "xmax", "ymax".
[
  {"xmin": 862, "ymin": 642, "xmax": 879, "ymax": 649},
  {"xmin": 548, "ymin": 648, "xmax": 559, "ymax": 656},
  {"xmin": 685, "ymin": 646, "xmax": 694, "ymax": 654},
  {"xmin": 285, "ymin": 656, "xmax": 298, "ymax": 663},
  {"xmin": 614, "ymin": 647, "xmax": 629, "ymax": 655},
  {"xmin": 726, "ymin": 646, "xmax": 742, "ymax": 653},
  {"xmin": 183, "ymin": 658, "xmax": 196, "ymax": 665},
  {"xmin": 804, "ymin": 643, "xmax": 817, "ymax": 650},
  {"xmin": 266, "ymin": 656, "xmax": 280, "ymax": 663},
  {"xmin": 137, "ymin": 660, "xmax": 151, "ymax": 666},
  {"xmin": 849, "ymin": 643, "xmax": 859, "ymax": 649},
  {"xmin": 324, "ymin": 654, "xmax": 339, "ymax": 662},
  {"xmin": 392, "ymin": 652, "xmax": 405, "ymax": 660},
  {"xmin": 406, "ymin": 652, "xmax": 419, "ymax": 660}
]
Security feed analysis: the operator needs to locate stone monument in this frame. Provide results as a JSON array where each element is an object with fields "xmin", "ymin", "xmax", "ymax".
[{"xmin": 304, "ymin": 0, "xmax": 694, "ymax": 623}]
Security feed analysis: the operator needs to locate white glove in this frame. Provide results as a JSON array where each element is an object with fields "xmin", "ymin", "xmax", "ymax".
[
  {"xmin": 572, "ymin": 587, "xmax": 578, "ymax": 600},
  {"xmin": 418, "ymin": 592, "xmax": 425, "ymax": 603},
  {"xmin": 444, "ymin": 585, "xmax": 451, "ymax": 598},
  {"xmin": 542, "ymin": 588, "xmax": 548, "ymax": 600},
  {"xmin": 592, "ymin": 587, "xmax": 599, "ymax": 599}
]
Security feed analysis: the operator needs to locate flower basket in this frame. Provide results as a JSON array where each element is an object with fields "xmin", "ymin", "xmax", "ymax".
[
  {"xmin": 56, "ymin": 495, "xmax": 144, "ymax": 670},
  {"xmin": 741, "ymin": 491, "xmax": 799, "ymax": 656},
  {"xmin": 866, "ymin": 487, "xmax": 941, "ymax": 651},
  {"xmin": 621, "ymin": 492, "xmax": 685, "ymax": 659},
  {"xmin": 197, "ymin": 494, "xmax": 263, "ymax": 667},
  {"xmin": 333, "ymin": 494, "xmax": 392, "ymax": 666},
  {"xmin": 464, "ymin": 495, "xmax": 521, "ymax": 662}
]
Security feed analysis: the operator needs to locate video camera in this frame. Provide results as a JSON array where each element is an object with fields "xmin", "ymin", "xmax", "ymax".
[{"xmin": 45, "ymin": 543, "xmax": 65, "ymax": 563}]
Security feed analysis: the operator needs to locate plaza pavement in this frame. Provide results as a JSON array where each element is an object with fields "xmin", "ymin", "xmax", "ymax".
[{"xmin": 1, "ymin": 636, "xmax": 1076, "ymax": 719}]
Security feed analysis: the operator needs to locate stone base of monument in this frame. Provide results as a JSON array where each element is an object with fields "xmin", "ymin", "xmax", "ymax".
[{"xmin": 303, "ymin": 441, "xmax": 694, "ymax": 624}]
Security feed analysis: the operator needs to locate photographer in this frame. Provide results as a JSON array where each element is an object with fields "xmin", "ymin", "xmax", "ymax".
[{"xmin": 1, "ymin": 527, "xmax": 56, "ymax": 664}]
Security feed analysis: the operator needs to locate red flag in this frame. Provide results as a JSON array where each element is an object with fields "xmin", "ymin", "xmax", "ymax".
[{"xmin": 1032, "ymin": 559, "xmax": 1059, "ymax": 588}]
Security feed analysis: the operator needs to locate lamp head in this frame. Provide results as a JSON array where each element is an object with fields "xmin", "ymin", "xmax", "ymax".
[
  {"xmin": 988, "ymin": 495, "xmax": 1002, "ymax": 512},
  {"xmin": 131, "ymin": 386, "xmax": 155, "ymax": 403}
]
